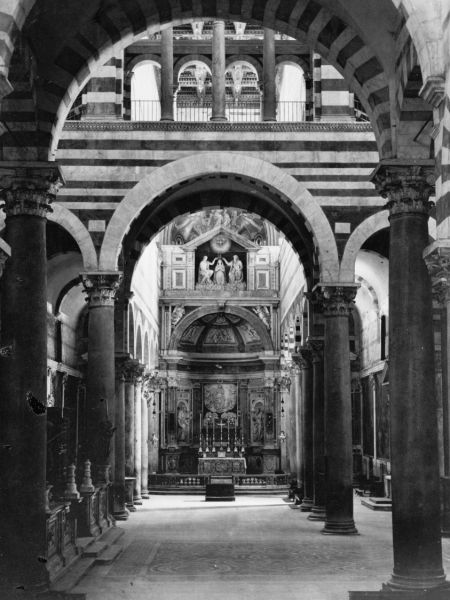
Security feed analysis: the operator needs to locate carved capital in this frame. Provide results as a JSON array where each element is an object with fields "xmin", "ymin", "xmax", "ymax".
[
  {"xmin": 122, "ymin": 360, "xmax": 145, "ymax": 384},
  {"xmin": 292, "ymin": 347, "xmax": 311, "ymax": 369},
  {"xmin": 317, "ymin": 285, "xmax": 358, "ymax": 317},
  {"xmin": 424, "ymin": 243, "xmax": 450, "ymax": 305},
  {"xmin": 306, "ymin": 339, "xmax": 323, "ymax": 362},
  {"xmin": 371, "ymin": 160, "xmax": 435, "ymax": 218},
  {"xmin": 81, "ymin": 272, "xmax": 123, "ymax": 307},
  {"xmin": 0, "ymin": 162, "xmax": 64, "ymax": 217}
]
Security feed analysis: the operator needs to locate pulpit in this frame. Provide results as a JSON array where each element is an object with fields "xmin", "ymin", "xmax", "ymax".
[{"xmin": 198, "ymin": 457, "xmax": 246, "ymax": 475}]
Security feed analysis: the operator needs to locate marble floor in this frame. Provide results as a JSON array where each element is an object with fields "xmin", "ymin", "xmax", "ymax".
[{"xmin": 72, "ymin": 495, "xmax": 450, "ymax": 600}]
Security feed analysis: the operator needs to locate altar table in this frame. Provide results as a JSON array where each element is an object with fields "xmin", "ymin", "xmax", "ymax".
[{"xmin": 198, "ymin": 457, "xmax": 246, "ymax": 475}]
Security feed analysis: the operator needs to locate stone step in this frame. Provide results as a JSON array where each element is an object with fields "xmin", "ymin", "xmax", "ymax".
[
  {"xmin": 361, "ymin": 497, "xmax": 392, "ymax": 511},
  {"xmin": 81, "ymin": 542, "xmax": 108, "ymax": 557},
  {"xmin": 98, "ymin": 526, "xmax": 125, "ymax": 546},
  {"xmin": 50, "ymin": 557, "xmax": 96, "ymax": 592},
  {"xmin": 76, "ymin": 537, "xmax": 95, "ymax": 553},
  {"xmin": 94, "ymin": 543, "xmax": 123, "ymax": 565}
]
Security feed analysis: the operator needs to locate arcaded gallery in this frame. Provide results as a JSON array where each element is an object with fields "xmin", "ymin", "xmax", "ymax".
[{"xmin": 1, "ymin": 2, "xmax": 450, "ymax": 599}]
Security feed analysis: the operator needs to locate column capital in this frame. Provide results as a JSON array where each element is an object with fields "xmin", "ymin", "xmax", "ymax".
[
  {"xmin": 371, "ymin": 159, "xmax": 435, "ymax": 217},
  {"xmin": 423, "ymin": 241, "xmax": 450, "ymax": 305},
  {"xmin": 293, "ymin": 347, "xmax": 312, "ymax": 368},
  {"xmin": 0, "ymin": 161, "xmax": 65, "ymax": 217},
  {"xmin": 314, "ymin": 284, "xmax": 358, "ymax": 317},
  {"xmin": 306, "ymin": 338, "xmax": 324, "ymax": 362},
  {"xmin": 81, "ymin": 271, "xmax": 123, "ymax": 307},
  {"xmin": 0, "ymin": 237, "xmax": 11, "ymax": 277}
]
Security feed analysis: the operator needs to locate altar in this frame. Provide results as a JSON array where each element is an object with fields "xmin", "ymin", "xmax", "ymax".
[{"xmin": 198, "ymin": 457, "xmax": 246, "ymax": 475}]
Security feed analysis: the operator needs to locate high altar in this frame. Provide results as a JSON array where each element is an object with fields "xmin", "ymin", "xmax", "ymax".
[{"xmin": 198, "ymin": 457, "xmax": 246, "ymax": 475}]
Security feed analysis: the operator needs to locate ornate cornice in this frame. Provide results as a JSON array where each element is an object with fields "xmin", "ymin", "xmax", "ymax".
[
  {"xmin": 371, "ymin": 160, "xmax": 435, "ymax": 218},
  {"xmin": 0, "ymin": 162, "xmax": 64, "ymax": 218},
  {"xmin": 81, "ymin": 272, "xmax": 123, "ymax": 307},
  {"xmin": 424, "ymin": 243, "xmax": 450, "ymax": 305},
  {"xmin": 64, "ymin": 120, "xmax": 373, "ymax": 133}
]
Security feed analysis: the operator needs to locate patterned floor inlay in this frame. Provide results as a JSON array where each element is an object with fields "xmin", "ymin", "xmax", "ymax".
[{"xmin": 71, "ymin": 495, "xmax": 450, "ymax": 600}]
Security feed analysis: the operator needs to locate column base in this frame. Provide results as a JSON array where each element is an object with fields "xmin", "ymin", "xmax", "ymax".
[
  {"xmin": 307, "ymin": 506, "xmax": 326, "ymax": 521},
  {"xmin": 299, "ymin": 497, "xmax": 314, "ymax": 512},
  {"xmin": 126, "ymin": 502, "xmax": 137, "ymax": 512},
  {"xmin": 134, "ymin": 494, "xmax": 143, "ymax": 505},
  {"xmin": 160, "ymin": 117, "xmax": 174, "ymax": 122},
  {"xmin": 113, "ymin": 508, "xmax": 130, "ymax": 521},
  {"xmin": 141, "ymin": 493, "xmax": 150, "ymax": 499},
  {"xmin": 322, "ymin": 519, "xmax": 359, "ymax": 535},
  {"xmin": 383, "ymin": 573, "xmax": 449, "ymax": 593},
  {"xmin": 210, "ymin": 116, "xmax": 228, "ymax": 122}
]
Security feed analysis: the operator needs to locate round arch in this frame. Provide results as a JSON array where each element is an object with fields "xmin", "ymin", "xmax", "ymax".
[
  {"xmin": 49, "ymin": 204, "xmax": 98, "ymax": 270},
  {"xmin": 340, "ymin": 211, "xmax": 390, "ymax": 281},
  {"xmin": 99, "ymin": 152, "xmax": 339, "ymax": 283},
  {"xmin": 276, "ymin": 55, "xmax": 310, "ymax": 77},
  {"xmin": 340, "ymin": 209, "xmax": 437, "ymax": 281},
  {"xmin": 5, "ymin": 4, "xmax": 400, "ymax": 160},
  {"xmin": 168, "ymin": 304, "xmax": 274, "ymax": 352},
  {"xmin": 226, "ymin": 55, "xmax": 262, "ymax": 81},
  {"xmin": 174, "ymin": 54, "xmax": 212, "ymax": 82},
  {"xmin": 126, "ymin": 54, "xmax": 162, "ymax": 76}
]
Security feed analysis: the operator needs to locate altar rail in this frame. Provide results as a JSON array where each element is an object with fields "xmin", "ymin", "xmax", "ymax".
[{"xmin": 149, "ymin": 473, "xmax": 289, "ymax": 490}]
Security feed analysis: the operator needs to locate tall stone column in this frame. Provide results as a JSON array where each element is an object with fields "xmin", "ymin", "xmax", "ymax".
[
  {"xmin": 291, "ymin": 362, "xmax": 303, "ymax": 486},
  {"xmin": 319, "ymin": 285, "xmax": 358, "ymax": 535},
  {"xmin": 263, "ymin": 27, "xmax": 276, "ymax": 121},
  {"xmin": 307, "ymin": 339, "xmax": 326, "ymax": 521},
  {"xmin": 134, "ymin": 368, "xmax": 144, "ymax": 504},
  {"xmin": 297, "ymin": 349, "xmax": 314, "ymax": 511},
  {"xmin": 160, "ymin": 26, "xmax": 174, "ymax": 121},
  {"xmin": 81, "ymin": 272, "xmax": 122, "ymax": 475},
  {"xmin": 124, "ymin": 361, "xmax": 139, "ymax": 511},
  {"xmin": 211, "ymin": 20, "xmax": 227, "ymax": 121},
  {"xmin": 425, "ymin": 243, "xmax": 450, "ymax": 534},
  {"xmin": 141, "ymin": 375, "xmax": 150, "ymax": 499},
  {"xmin": 113, "ymin": 357, "xmax": 129, "ymax": 520},
  {"xmin": 0, "ymin": 162, "xmax": 63, "ymax": 594},
  {"xmin": 373, "ymin": 161, "xmax": 448, "ymax": 591}
]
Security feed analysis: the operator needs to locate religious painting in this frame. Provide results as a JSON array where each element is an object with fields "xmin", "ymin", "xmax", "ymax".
[
  {"xmin": 176, "ymin": 391, "xmax": 192, "ymax": 444},
  {"xmin": 204, "ymin": 383, "xmax": 237, "ymax": 415},
  {"xmin": 250, "ymin": 397, "xmax": 265, "ymax": 444}
]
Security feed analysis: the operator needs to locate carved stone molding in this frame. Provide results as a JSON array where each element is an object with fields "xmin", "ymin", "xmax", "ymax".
[
  {"xmin": 317, "ymin": 285, "xmax": 358, "ymax": 317},
  {"xmin": 424, "ymin": 244, "xmax": 450, "ymax": 306},
  {"xmin": 371, "ymin": 160, "xmax": 435, "ymax": 218},
  {"xmin": 81, "ymin": 272, "xmax": 123, "ymax": 307},
  {"xmin": 0, "ymin": 162, "xmax": 64, "ymax": 218},
  {"xmin": 420, "ymin": 76, "xmax": 445, "ymax": 108}
]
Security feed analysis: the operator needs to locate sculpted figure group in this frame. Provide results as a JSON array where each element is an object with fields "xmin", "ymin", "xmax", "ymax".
[{"xmin": 198, "ymin": 254, "xmax": 244, "ymax": 285}]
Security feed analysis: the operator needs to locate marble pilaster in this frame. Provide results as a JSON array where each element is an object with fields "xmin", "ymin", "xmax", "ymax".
[{"xmin": 296, "ymin": 349, "xmax": 314, "ymax": 511}]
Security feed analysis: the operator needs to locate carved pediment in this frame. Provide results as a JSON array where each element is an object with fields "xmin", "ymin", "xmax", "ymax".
[{"xmin": 182, "ymin": 225, "xmax": 260, "ymax": 251}]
